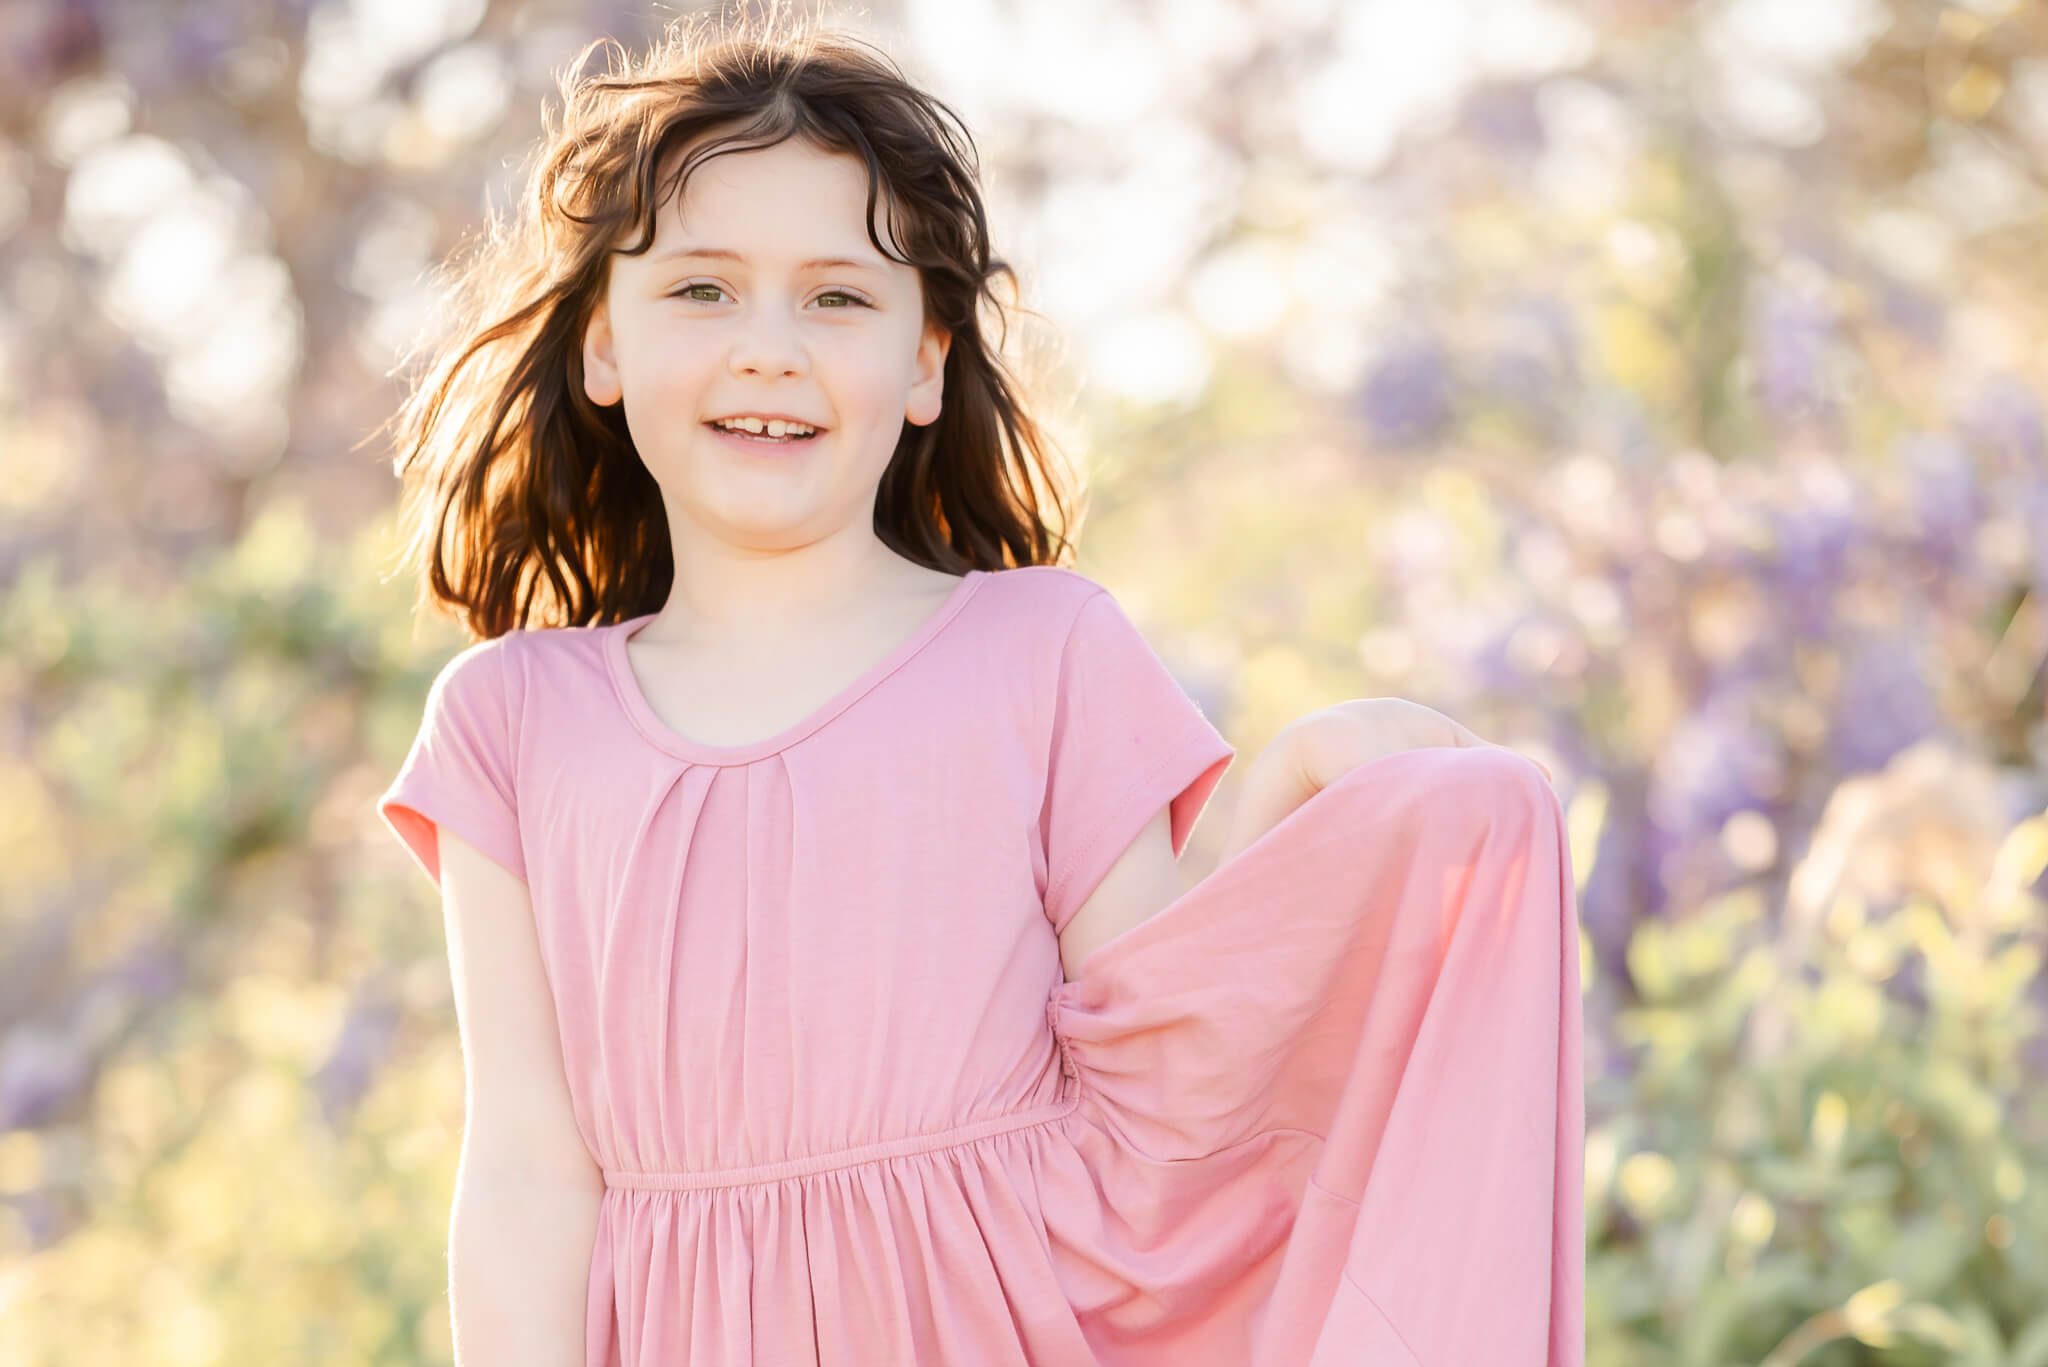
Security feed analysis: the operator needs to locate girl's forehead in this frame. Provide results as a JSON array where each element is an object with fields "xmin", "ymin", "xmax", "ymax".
[
  {"xmin": 657, "ymin": 137, "xmax": 865, "ymax": 208},
  {"xmin": 650, "ymin": 140, "xmax": 910, "ymax": 258}
]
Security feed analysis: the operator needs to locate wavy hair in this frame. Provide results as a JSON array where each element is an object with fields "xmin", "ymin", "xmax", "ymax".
[{"xmin": 376, "ymin": 8, "xmax": 1082, "ymax": 640}]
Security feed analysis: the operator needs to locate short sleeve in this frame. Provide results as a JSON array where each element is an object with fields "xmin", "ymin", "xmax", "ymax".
[
  {"xmin": 1040, "ymin": 589, "xmax": 1236, "ymax": 935},
  {"xmin": 377, "ymin": 638, "xmax": 527, "ymax": 888}
]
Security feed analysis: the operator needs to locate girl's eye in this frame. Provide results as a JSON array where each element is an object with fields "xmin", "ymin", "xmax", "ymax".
[{"xmin": 668, "ymin": 284, "xmax": 872, "ymax": 309}]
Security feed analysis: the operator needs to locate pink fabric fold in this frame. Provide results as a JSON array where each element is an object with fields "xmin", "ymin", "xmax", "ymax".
[{"xmin": 1044, "ymin": 744, "xmax": 1584, "ymax": 1365}]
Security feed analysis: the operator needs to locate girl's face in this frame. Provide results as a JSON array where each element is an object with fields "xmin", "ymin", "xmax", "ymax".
[{"xmin": 581, "ymin": 135, "xmax": 949, "ymax": 555}]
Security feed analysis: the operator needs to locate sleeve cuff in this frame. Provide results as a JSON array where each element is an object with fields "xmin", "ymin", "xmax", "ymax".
[{"xmin": 1045, "ymin": 732, "xmax": 1234, "ymax": 935}]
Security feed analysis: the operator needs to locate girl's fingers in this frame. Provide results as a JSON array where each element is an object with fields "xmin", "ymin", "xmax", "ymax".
[{"xmin": 1414, "ymin": 705, "xmax": 1558, "ymax": 785}]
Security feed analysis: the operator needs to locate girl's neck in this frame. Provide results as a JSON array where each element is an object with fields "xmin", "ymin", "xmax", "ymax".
[{"xmin": 636, "ymin": 551, "xmax": 963, "ymax": 649}]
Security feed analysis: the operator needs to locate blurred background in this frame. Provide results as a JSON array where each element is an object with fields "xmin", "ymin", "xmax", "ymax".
[{"xmin": 3, "ymin": 0, "xmax": 2046, "ymax": 1362}]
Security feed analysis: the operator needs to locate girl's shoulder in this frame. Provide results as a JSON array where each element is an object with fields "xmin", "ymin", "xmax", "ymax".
[
  {"xmin": 419, "ymin": 629, "xmax": 518, "ymax": 694},
  {"xmin": 983, "ymin": 563, "xmax": 1116, "ymax": 617},
  {"xmin": 966, "ymin": 566, "xmax": 1131, "ymax": 662},
  {"xmin": 995, "ymin": 563, "xmax": 1105, "ymax": 592},
  {"xmin": 491, "ymin": 614, "xmax": 616, "ymax": 656},
  {"xmin": 462, "ymin": 616, "xmax": 613, "ymax": 702}
]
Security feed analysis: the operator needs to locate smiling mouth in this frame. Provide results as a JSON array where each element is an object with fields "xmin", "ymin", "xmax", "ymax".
[{"xmin": 703, "ymin": 421, "xmax": 823, "ymax": 446}]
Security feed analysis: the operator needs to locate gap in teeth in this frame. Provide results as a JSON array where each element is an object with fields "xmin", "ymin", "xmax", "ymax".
[{"xmin": 716, "ymin": 417, "xmax": 813, "ymax": 436}]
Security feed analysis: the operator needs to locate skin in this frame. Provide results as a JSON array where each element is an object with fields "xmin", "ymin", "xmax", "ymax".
[{"xmin": 579, "ymin": 132, "xmax": 958, "ymax": 649}]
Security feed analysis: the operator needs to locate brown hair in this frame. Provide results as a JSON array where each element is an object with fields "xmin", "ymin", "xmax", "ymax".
[{"xmin": 376, "ymin": 8, "xmax": 1082, "ymax": 641}]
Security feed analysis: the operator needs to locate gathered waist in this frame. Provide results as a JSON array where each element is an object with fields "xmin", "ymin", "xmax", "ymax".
[{"xmin": 603, "ymin": 1096, "xmax": 1081, "ymax": 1194}]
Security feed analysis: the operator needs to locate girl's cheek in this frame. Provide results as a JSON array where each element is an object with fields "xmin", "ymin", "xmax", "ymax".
[{"xmin": 825, "ymin": 346, "xmax": 903, "ymax": 389}]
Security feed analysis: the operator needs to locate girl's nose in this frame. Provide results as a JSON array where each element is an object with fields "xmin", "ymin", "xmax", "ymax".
[{"xmin": 727, "ymin": 310, "xmax": 807, "ymax": 379}]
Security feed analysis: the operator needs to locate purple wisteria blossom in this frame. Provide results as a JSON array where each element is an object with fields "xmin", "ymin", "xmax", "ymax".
[
  {"xmin": 1646, "ymin": 692, "xmax": 1785, "ymax": 842},
  {"xmin": 1356, "ymin": 336, "xmax": 1453, "ymax": 448},
  {"xmin": 1765, "ymin": 477, "xmax": 1861, "ymax": 639},
  {"xmin": 0, "ymin": 1025, "xmax": 89, "ymax": 1131},
  {"xmin": 311, "ymin": 987, "xmax": 401, "ymax": 1130},
  {"xmin": 1896, "ymin": 432, "xmax": 1980, "ymax": 572},
  {"xmin": 1961, "ymin": 373, "xmax": 2045, "ymax": 477},
  {"xmin": 1750, "ymin": 281, "xmax": 1837, "ymax": 427},
  {"xmin": 1826, "ymin": 627, "xmax": 1942, "ymax": 775}
]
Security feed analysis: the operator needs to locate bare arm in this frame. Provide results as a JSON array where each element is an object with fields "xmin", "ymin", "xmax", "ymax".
[
  {"xmin": 1057, "ymin": 725, "xmax": 1314, "ymax": 980},
  {"xmin": 1214, "ymin": 700, "xmax": 1555, "ymax": 866},
  {"xmin": 436, "ymin": 827, "xmax": 606, "ymax": 1367},
  {"xmin": 1213, "ymin": 723, "xmax": 1321, "ymax": 866},
  {"xmin": 1057, "ymin": 803, "xmax": 1187, "ymax": 979}
]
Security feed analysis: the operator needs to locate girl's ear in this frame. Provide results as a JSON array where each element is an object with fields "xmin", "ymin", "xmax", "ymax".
[
  {"xmin": 904, "ymin": 320, "xmax": 951, "ymax": 428},
  {"xmin": 583, "ymin": 298, "xmax": 623, "ymax": 407}
]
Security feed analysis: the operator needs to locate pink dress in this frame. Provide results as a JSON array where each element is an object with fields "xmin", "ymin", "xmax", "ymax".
[{"xmin": 378, "ymin": 564, "xmax": 1584, "ymax": 1366}]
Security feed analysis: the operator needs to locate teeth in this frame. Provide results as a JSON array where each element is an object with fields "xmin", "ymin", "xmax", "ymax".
[{"xmin": 714, "ymin": 417, "xmax": 815, "ymax": 437}]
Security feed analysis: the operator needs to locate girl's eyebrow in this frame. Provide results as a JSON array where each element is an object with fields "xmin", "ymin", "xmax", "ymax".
[{"xmin": 651, "ymin": 245, "xmax": 888, "ymax": 274}]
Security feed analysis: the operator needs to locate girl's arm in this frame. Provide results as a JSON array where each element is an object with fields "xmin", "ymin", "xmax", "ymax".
[
  {"xmin": 1212, "ymin": 722, "xmax": 1323, "ymax": 866},
  {"xmin": 1213, "ymin": 699, "xmax": 1554, "ymax": 864},
  {"xmin": 436, "ymin": 828, "xmax": 605, "ymax": 1367}
]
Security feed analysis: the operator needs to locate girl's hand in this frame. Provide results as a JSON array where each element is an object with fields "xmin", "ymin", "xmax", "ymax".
[
  {"xmin": 1287, "ymin": 697, "xmax": 1554, "ymax": 791},
  {"xmin": 1214, "ymin": 698, "xmax": 1554, "ymax": 865}
]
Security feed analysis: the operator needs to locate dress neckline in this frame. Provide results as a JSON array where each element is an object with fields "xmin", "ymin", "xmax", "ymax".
[{"xmin": 602, "ymin": 569, "xmax": 987, "ymax": 765}]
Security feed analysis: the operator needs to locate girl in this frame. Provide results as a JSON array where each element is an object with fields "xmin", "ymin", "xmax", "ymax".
[{"xmin": 376, "ymin": 14, "xmax": 1583, "ymax": 1367}]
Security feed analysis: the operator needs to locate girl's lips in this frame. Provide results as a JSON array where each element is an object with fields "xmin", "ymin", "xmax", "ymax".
[{"xmin": 704, "ymin": 421, "xmax": 824, "ymax": 453}]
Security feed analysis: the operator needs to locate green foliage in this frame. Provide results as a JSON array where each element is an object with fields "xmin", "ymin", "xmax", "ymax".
[
  {"xmin": 1582, "ymin": 805, "xmax": 2048, "ymax": 1367},
  {"xmin": 0, "ymin": 502, "xmax": 474, "ymax": 1364}
]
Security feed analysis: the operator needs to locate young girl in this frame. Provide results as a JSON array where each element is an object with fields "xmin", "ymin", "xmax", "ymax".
[{"xmin": 376, "ymin": 16, "xmax": 1583, "ymax": 1367}]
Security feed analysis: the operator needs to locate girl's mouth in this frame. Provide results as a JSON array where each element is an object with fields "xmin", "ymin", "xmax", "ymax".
[{"xmin": 704, "ymin": 421, "xmax": 824, "ymax": 449}]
